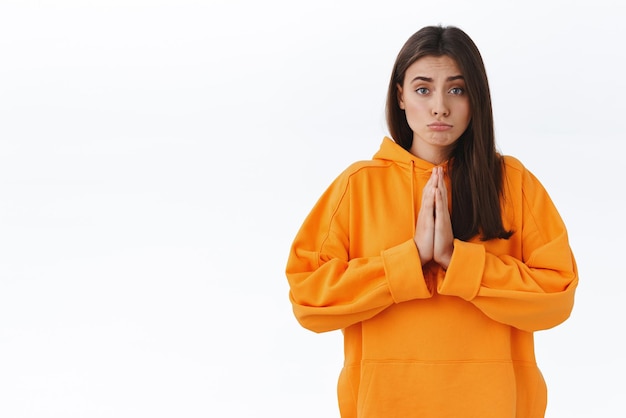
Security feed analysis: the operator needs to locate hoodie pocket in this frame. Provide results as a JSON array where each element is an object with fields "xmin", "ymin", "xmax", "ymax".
[{"xmin": 357, "ymin": 360, "xmax": 517, "ymax": 418}]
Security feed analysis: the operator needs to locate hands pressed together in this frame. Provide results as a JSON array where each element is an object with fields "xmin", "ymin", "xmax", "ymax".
[{"xmin": 414, "ymin": 167, "xmax": 454, "ymax": 270}]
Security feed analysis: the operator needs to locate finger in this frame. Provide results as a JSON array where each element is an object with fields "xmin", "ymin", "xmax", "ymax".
[
  {"xmin": 436, "ymin": 167, "xmax": 449, "ymax": 208},
  {"xmin": 437, "ymin": 167, "xmax": 444, "ymax": 187},
  {"xmin": 420, "ymin": 171, "xmax": 438, "ymax": 209},
  {"xmin": 434, "ymin": 187, "xmax": 445, "ymax": 217},
  {"xmin": 428, "ymin": 167, "xmax": 437, "ymax": 185},
  {"xmin": 435, "ymin": 187, "xmax": 451, "ymax": 222},
  {"xmin": 436, "ymin": 167, "xmax": 446, "ymax": 191},
  {"xmin": 433, "ymin": 188, "xmax": 454, "ymax": 269}
]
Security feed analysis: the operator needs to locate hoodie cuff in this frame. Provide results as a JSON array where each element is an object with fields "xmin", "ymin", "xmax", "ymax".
[
  {"xmin": 382, "ymin": 239, "xmax": 432, "ymax": 303},
  {"xmin": 438, "ymin": 239, "xmax": 484, "ymax": 300}
]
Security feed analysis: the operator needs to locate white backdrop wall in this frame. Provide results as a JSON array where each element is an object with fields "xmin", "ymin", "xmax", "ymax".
[{"xmin": 0, "ymin": 1, "xmax": 624, "ymax": 416}]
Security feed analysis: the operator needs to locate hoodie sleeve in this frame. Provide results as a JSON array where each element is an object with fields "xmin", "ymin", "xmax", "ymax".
[
  {"xmin": 437, "ymin": 163, "xmax": 578, "ymax": 332},
  {"xmin": 285, "ymin": 169, "xmax": 432, "ymax": 333}
]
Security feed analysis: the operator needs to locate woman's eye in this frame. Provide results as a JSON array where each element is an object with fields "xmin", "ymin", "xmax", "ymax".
[
  {"xmin": 450, "ymin": 87, "xmax": 464, "ymax": 95},
  {"xmin": 415, "ymin": 87, "xmax": 429, "ymax": 95}
]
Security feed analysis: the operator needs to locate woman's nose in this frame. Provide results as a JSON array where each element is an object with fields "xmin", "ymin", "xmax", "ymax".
[{"xmin": 432, "ymin": 94, "xmax": 450, "ymax": 117}]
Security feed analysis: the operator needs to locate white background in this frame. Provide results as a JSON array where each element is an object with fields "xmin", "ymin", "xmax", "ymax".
[{"xmin": 0, "ymin": 0, "xmax": 624, "ymax": 416}]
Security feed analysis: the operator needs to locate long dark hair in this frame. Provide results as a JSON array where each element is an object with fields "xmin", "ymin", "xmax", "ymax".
[{"xmin": 386, "ymin": 25, "xmax": 512, "ymax": 241}]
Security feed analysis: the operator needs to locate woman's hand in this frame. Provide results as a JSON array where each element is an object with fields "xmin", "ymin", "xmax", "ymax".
[
  {"xmin": 414, "ymin": 169, "xmax": 436, "ymax": 265},
  {"xmin": 414, "ymin": 167, "xmax": 454, "ymax": 269},
  {"xmin": 433, "ymin": 167, "xmax": 454, "ymax": 269}
]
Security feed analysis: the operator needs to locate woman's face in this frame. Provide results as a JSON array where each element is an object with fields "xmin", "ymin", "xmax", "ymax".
[{"xmin": 397, "ymin": 55, "xmax": 471, "ymax": 163}]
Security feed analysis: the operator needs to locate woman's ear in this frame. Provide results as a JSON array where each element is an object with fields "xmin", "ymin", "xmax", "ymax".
[{"xmin": 397, "ymin": 83, "xmax": 405, "ymax": 110}]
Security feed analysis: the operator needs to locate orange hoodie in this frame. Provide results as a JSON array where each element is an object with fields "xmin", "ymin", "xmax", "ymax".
[{"xmin": 286, "ymin": 137, "xmax": 578, "ymax": 418}]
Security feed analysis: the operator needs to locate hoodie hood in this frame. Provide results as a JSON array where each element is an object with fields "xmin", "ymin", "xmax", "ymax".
[
  {"xmin": 373, "ymin": 136, "xmax": 440, "ymax": 231},
  {"xmin": 373, "ymin": 136, "xmax": 446, "ymax": 173}
]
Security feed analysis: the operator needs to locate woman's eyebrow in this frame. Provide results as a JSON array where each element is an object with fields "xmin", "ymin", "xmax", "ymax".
[{"xmin": 410, "ymin": 75, "xmax": 464, "ymax": 83}]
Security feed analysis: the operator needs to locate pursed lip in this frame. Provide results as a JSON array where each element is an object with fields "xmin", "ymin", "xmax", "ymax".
[{"xmin": 427, "ymin": 122, "xmax": 453, "ymax": 131}]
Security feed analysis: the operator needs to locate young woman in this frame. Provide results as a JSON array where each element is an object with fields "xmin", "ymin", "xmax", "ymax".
[{"xmin": 285, "ymin": 25, "xmax": 578, "ymax": 418}]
